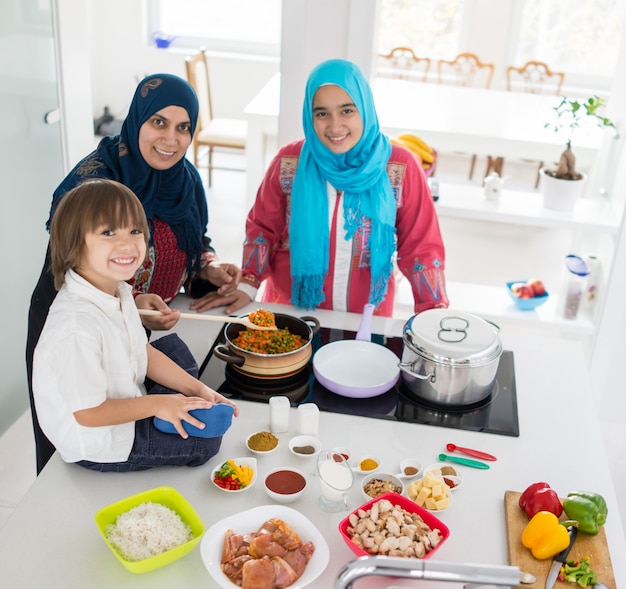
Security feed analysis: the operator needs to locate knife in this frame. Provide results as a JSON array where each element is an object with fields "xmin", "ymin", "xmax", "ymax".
[{"xmin": 545, "ymin": 525, "xmax": 578, "ymax": 589}]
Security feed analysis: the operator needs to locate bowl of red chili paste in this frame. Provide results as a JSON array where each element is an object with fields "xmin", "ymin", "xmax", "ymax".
[{"xmin": 264, "ymin": 467, "xmax": 307, "ymax": 503}]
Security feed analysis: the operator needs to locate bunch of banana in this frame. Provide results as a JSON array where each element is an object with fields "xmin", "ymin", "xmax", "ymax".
[{"xmin": 390, "ymin": 132, "xmax": 436, "ymax": 172}]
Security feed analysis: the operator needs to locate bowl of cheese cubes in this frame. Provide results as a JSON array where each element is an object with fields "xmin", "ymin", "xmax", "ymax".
[{"xmin": 406, "ymin": 466, "xmax": 453, "ymax": 511}]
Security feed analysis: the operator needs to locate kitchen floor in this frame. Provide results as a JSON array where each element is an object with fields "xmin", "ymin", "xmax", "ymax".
[{"xmin": 2, "ymin": 150, "xmax": 625, "ymax": 540}]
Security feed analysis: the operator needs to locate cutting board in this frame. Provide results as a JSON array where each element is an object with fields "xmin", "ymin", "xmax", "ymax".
[{"xmin": 504, "ymin": 491, "xmax": 615, "ymax": 588}]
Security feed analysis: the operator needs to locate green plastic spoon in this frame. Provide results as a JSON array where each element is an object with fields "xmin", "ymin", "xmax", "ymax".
[{"xmin": 438, "ymin": 453, "xmax": 490, "ymax": 469}]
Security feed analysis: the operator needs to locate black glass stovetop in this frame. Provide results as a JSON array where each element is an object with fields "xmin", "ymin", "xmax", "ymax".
[{"xmin": 198, "ymin": 326, "xmax": 519, "ymax": 437}]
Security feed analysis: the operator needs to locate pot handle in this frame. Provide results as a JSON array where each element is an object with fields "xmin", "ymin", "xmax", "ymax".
[
  {"xmin": 213, "ymin": 344, "xmax": 246, "ymax": 367},
  {"xmin": 299, "ymin": 316, "xmax": 321, "ymax": 337},
  {"xmin": 398, "ymin": 361, "xmax": 436, "ymax": 382},
  {"xmin": 483, "ymin": 318, "xmax": 501, "ymax": 332}
]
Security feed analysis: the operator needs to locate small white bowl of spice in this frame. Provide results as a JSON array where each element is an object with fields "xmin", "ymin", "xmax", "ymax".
[
  {"xmin": 288, "ymin": 435, "xmax": 322, "ymax": 459},
  {"xmin": 246, "ymin": 431, "xmax": 279, "ymax": 455},
  {"xmin": 352, "ymin": 455, "xmax": 381, "ymax": 474},
  {"xmin": 397, "ymin": 458, "xmax": 423, "ymax": 479}
]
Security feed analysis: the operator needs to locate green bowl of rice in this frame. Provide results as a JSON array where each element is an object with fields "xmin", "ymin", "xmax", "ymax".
[{"xmin": 94, "ymin": 486, "xmax": 205, "ymax": 573}]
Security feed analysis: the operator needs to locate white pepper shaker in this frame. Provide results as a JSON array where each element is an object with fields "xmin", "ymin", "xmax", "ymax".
[
  {"xmin": 297, "ymin": 403, "xmax": 319, "ymax": 435},
  {"xmin": 269, "ymin": 396, "xmax": 290, "ymax": 433}
]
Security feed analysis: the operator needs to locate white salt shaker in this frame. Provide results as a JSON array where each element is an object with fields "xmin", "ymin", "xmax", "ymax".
[
  {"xmin": 297, "ymin": 403, "xmax": 319, "ymax": 435},
  {"xmin": 269, "ymin": 396, "xmax": 290, "ymax": 433}
]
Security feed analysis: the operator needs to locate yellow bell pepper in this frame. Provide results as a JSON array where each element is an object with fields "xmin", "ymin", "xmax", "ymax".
[{"xmin": 521, "ymin": 511, "xmax": 571, "ymax": 560}]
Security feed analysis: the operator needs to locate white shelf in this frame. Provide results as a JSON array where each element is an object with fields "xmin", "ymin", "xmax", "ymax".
[
  {"xmin": 434, "ymin": 182, "xmax": 621, "ymax": 234},
  {"xmin": 393, "ymin": 279, "xmax": 596, "ymax": 337}
]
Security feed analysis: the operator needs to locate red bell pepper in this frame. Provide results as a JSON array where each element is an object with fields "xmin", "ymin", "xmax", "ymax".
[{"xmin": 519, "ymin": 482, "xmax": 563, "ymax": 519}]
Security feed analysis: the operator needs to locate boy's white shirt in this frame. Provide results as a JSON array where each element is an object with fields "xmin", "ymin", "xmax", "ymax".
[{"xmin": 32, "ymin": 269, "xmax": 148, "ymax": 463}]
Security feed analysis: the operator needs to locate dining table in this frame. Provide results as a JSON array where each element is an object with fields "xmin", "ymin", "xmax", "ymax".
[
  {"xmin": 243, "ymin": 74, "xmax": 605, "ymax": 203},
  {"xmin": 1, "ymin": 297, "xmax": 624, "ymax": 588}
]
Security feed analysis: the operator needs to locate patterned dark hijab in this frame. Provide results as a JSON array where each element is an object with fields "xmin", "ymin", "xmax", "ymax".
[{"xmin": 49, "ymin": 73, "xmax": 206, "ymax": 271}]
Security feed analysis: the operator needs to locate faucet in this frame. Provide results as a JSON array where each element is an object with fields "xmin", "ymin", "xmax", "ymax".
[{"xmin": 334, "ymin": 556, "xmax": 525, "ymax": 589}]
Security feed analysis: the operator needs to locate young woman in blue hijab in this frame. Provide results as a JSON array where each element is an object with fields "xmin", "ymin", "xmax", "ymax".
[
  {"xmin": 26, "ymin": 73, "xmax": 241, "ymax": 473},
  {"xmin": 201, "ymin": 59, "xmax": 448, "ymax": 317}
]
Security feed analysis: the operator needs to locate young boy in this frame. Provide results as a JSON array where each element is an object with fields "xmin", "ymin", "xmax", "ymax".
[{"xmin": 32, "ymin": 179, "xmax": 238, "ymax": 472}]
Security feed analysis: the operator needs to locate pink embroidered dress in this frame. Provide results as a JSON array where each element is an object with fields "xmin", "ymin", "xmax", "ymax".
[{"xmin": 241, "ymin": 140, "xmax": 449, "ymax": 317}]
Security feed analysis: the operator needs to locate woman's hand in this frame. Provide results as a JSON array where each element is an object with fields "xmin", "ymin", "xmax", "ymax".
[
  {"xmin": 134, "ymin": 293, "xmax": 181, "ymax": 331},
  {"xmin": 201, "ymin": 261, "xmax": 242, "ymax": 295},
  {"xmin": 188, "ymin": 289, "xmax": 252, "ymax": 315}
]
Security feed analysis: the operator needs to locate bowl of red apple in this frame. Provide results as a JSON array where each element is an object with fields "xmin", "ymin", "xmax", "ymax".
[{"xmin": 506, "ymin": 279, "xmax": 549, "ymax": 311}]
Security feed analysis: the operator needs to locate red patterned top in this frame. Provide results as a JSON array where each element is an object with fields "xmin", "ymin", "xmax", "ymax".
[
  {"xmin": 131, "ymin": 218, "xmax": 215, "ymax": 302},
  {"xmin": 242, "ymin": 140, "xmax": 449, "ymax": 316}
]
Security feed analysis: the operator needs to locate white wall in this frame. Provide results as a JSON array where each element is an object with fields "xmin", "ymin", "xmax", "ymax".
[{"xmin": 86, "ymin": 1, "xmax": 278, "ymax": 132}]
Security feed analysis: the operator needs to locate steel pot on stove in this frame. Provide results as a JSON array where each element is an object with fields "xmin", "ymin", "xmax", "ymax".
[{"xmin": 399, "ymin": 309, "xmax": 502, "ymax": 406}]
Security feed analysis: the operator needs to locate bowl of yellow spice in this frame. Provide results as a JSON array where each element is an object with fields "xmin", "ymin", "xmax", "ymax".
[
  {"xmin": 352, "ymin": 456, "xmax": 381, "ymax": 475},
  {"xmin": 246, "ymin": 431, "xmax": 279, "ymax": 455}
]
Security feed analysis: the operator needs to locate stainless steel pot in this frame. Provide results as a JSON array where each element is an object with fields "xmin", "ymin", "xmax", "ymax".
[{"xmin": 399, "ymin": 309, "xmax": 502, "ymax": 406}]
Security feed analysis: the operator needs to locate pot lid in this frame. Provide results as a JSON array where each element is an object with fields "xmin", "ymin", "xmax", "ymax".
[{"xmin": 402, "ymin": 309, "xmax": 502, "ymax": 366}]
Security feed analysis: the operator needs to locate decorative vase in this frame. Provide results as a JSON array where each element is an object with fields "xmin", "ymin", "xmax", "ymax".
[{"xmin": 539, "ymin": 169, "xmax": 587, "ymax": 212}]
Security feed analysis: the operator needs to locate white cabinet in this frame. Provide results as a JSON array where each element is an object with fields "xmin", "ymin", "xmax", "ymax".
[{"xmin": 393, "ymin": 181, "xmax": 623, "ymax": 350}]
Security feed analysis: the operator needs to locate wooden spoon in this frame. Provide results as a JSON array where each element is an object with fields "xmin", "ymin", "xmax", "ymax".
[{"xmin": 138, "ymin": 309, "xmax": 277, "ymax": 330}]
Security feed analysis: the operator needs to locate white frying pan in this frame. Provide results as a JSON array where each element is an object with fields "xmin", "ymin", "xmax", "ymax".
[{"xmin": 312, "ymin": 304, "xmax": 400, "ymax": 398}]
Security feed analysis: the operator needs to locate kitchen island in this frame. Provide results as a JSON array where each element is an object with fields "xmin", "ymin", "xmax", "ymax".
[{"xmin": 1, "ymin": 299, "xmax": 624, "ymax": 588}]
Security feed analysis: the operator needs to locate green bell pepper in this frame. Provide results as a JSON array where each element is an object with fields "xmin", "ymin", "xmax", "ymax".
[
  {"xmin": 562, "ymin": 491, "xmax": 608, "ymax": 535},
  {"xmin": 558, "ymin": 557, "xmax": 597, "ymax": 587}
]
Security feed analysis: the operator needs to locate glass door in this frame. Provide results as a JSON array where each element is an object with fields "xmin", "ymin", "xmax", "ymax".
[{"xmin": 0, "ymin": 0, "xmax": 63, "ymax": 434}]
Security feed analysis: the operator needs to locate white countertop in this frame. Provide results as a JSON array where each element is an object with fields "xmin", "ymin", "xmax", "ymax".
[{"xmin": 1, "ymin": 299, "xmax": 624, "ymax": 588}]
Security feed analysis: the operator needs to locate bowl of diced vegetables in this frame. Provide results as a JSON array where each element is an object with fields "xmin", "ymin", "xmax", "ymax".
[{"xmin": 211, "ymin": 457, "xmax": 257, "ymax": 493}]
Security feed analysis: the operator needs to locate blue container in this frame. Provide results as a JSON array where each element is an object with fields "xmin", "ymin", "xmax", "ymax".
[
  {"xmin": 154, "ymin": 404, "xmax": 234, "ymax": 437},
  {"xmin": 506, "ymin": 281, "xmax": 549, "ymax": 311},
  {"xmin": 152, "ymin": 32, "xmax": 176, "ymax": 49}
]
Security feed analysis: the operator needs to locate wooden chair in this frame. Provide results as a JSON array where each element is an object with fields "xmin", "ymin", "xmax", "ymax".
[
  {"xmin": 506, "ymin": 60, "xmax": 565, "ymax": 95},
  {"xmin": 378, "ymin": 47, "xmax": 430, "ymax": 82},
  {"xmin": 185, "ymin": 48, "xmax": 247, "ymax": 186},
  {"xmin": 488, "ymin": 61, "xmax": 566, "ymax": 187},
  {"xmin": 436, "ymin": 52, "xmax": 495, "ymax": 89},
  {"xmin": 437, "ymin": 53, "xmax": 495, "ymax": 179}
]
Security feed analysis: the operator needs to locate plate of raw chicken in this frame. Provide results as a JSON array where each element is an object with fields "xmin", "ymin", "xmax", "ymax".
[{"xmin": 200, "ymin": 504, "xmax": 329, "ymax": 588}]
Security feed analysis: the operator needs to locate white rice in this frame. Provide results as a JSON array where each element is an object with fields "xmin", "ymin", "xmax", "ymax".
[{"xmin": 105, "ymin": 501, "xmax": 193, "ymax": 562}]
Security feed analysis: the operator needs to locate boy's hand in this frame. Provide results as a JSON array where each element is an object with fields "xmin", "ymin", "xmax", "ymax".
[{"xmin": 153, "ymin": 394, "xmax": 212, "ymax": 438}]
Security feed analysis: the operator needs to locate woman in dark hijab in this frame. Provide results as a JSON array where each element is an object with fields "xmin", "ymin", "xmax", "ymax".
[{"xmin": 26, "ymin": 73, "xmax": 240, "ymax": 473}]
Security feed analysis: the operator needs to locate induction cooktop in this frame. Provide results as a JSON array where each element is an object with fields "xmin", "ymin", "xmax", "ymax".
[{"xmin": 198, "ymin": 326, "xmax": 519, "ymax": 437}]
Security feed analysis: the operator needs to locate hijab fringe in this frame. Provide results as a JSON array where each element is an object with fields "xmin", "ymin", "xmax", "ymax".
[
  {"xmin": 369, "ymin": 223, "xmax": 395, "ymax": 306},
  {"xmin": 291, "ymin": 274, "xmax": 326, "ymax": 309}
]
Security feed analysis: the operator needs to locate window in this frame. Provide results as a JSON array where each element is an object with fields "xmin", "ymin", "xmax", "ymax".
[
  {"xmin": 514, "ymin": 0, "xmax": 625, "ymax": 86},
  {"xmin": 150, "ymin": 0, "xmax": 282, "ymax": 57},
  {"xmin": 377, "ymin": 0, "xmax": 466, "ymax": 60},
  {"xmin": 377, "ymin": 0, "xmax": 624, "ymax": 93}
]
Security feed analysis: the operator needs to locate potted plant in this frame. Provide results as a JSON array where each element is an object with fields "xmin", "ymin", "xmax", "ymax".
[{"xmin": 540, "ymin": 95, "xmax": 617, "ymax": 211}]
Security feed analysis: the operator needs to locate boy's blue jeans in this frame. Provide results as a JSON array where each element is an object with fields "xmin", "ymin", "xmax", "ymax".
[{"xmin": 77, "ymin": 334, "xmax": 222, "ymax": 472}]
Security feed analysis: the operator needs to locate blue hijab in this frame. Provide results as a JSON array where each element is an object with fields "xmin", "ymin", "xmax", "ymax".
[
  {"xmin": 49, "ymin": 73, "xmax": 207, "ymax": 271},
  {"xmin": 289, "ymin": 59, "xmax": 396, "ymax": 309}
]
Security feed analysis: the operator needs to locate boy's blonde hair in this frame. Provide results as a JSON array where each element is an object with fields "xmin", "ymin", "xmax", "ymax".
[{"xmin": 49, "ymin": 179, "xmax": 149, "ymax": 290}]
